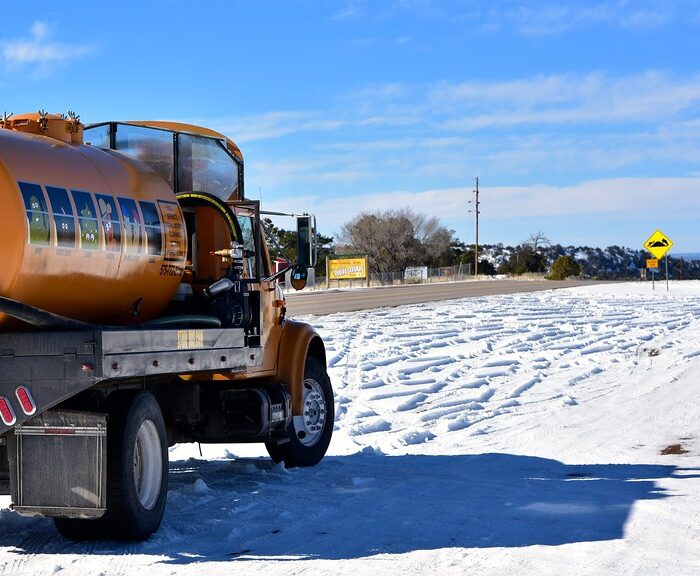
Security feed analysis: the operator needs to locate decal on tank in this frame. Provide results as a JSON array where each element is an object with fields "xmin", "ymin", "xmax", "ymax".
[
  {"xmin": 71, "ymin": 190, "xmax": 100, "ymax": 250},
  {"xmin": 117, "ymin": 197, "xmax": 144, "ymax": 254},
  {"xmin": 96, "ymin": 194, "xmax": 122, "ymax": 252},
  {"xmin": 17, "ymin": 182, "xmax": 171, "ymax": 257},
  {"xmin": 139, "ymin": 201, "xmax": 163, "ymax": 256},
  {"xmin": 45, "ymin": 186, "xmax": 77, "ymax": 248},
  {"xmin": 18, "ymin": 182, "xmax": 50, "ymax": 246}
]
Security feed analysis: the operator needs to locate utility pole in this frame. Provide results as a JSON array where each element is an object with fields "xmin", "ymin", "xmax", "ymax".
[{"xmin": 468, "ymin": 177, "xmax": 480, "ymax": 276}]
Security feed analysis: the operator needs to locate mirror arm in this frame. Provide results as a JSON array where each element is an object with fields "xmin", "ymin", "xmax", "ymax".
[
  {"xmin": 260, "ymin": 219, "xmax": 292, "ymax": 266},
  {"xmin": 262, "ymin": 267, "xmax": 289, "ymax": 284}
]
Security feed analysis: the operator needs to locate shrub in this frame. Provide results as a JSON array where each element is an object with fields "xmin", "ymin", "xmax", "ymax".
[{"xmin": 547, "ymin": 255, "xmax": 581, "ymax": 280}]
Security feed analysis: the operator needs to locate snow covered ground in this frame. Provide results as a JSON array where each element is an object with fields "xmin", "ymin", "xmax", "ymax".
[{"xmin": 1, "ymin": 281, "xmax": 700, "ymax": 575}]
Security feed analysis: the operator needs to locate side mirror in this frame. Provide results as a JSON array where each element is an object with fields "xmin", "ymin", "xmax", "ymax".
[
  {"xmin": 296, "ymin": 214, "xmax": 317, "ymax": 268},
  {"xmin": 290, "ymin": 264, "xmax": 308, "ymax": 291}
]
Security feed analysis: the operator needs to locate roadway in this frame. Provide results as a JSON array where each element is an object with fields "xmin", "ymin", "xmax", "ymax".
[{"xmin": 284, "ymin": 279, "xmax": 606, "ymax": 316}]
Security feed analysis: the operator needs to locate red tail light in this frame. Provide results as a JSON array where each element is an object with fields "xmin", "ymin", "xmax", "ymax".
[
  {"xmin": 0, "ymin": 397, "xmax": 16, "ymax": 426},
  {"xmin": 15, "ymin": 386, "xmax": 36, "ymax": 416}
]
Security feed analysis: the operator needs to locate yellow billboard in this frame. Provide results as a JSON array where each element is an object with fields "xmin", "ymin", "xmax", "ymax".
[{"xmin": 329, "ymin": 258, "xmax": 367, "ymax": 280}]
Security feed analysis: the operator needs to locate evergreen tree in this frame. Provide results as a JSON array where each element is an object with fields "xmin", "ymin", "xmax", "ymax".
[{"xmin": 547, "ymin": 255, "xmax": 581, "ymax": 280}]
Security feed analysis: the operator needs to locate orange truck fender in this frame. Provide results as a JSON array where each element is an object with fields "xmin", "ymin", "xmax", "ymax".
[{"xmin": 277, "ymin": 319, "xmax": 327, "ymax": 415}]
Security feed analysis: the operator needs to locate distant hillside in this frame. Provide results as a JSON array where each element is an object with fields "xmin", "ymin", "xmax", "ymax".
[
  {"xmin": 674, "ymin": 253, "xmax": 700, "ymax": 261},
  {"xmin": 479, "ymin": 244, "xmax": 700, "ymax": 280}
]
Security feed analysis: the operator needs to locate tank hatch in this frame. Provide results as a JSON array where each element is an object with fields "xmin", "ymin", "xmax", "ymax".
[{"xmin": 0, "ymin": 110, "xmax": 83, "ymax": 144}]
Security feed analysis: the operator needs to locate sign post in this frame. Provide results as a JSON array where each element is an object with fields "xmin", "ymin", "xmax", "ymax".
[
  {"xmin": 643, "ymin": 230, "xmax": 673, "ymax": 292},
  {"xmin": 646, "ymin": 258, "xmax": 658, "ymax": 290}
]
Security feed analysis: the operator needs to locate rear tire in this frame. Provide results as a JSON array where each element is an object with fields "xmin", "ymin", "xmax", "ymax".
[
  {"xmin": 266, "ymin": 357, "xmax": 334, "ymax": 467},
  {"xmin": 55, "ymin": 391, "xmax": 168, "ymax": 541}
]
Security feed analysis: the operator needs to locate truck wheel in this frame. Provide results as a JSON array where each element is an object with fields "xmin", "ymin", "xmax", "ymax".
[
  {"xmin": 55, "ymin": 392, "xmax": 168, "ymax": 541},
  {"xmin": 266, "ymin": 357, "xmax": 334, "ymax": 467}
]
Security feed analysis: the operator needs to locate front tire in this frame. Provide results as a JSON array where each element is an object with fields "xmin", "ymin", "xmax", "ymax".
[
  {"xmin": 55, "ymin": 392, "xmax": 168, "ymax": 541},
  {"xmin": 266, "ymin": 357, "xmax": 334, "ymax": 467}
]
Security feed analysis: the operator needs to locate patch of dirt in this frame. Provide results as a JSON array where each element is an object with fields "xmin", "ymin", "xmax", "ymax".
[{"xmin": 661, "ymin": 444, "xmax": 689, "ymax": 455}]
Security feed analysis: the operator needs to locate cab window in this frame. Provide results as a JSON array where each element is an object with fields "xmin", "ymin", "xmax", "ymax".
[
  {"xmin": 114, "ymin": 125, "xmax": 175, "ymax": 189},
  {"xmin": 236, "ymin": 214, "xmax": 257, "ymax": 279},
  {"xmin": 178, "ymin": 134, "xmax": 239, "ymax": 200}
]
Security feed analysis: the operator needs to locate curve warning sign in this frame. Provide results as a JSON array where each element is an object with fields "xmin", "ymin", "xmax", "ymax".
[{"xmin": 644, "ymin": 230, "xmax": 673, "ymax": 260}]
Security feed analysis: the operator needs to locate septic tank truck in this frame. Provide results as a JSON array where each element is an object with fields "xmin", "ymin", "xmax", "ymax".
[{"xmin": 0, "ymin": 111, "xmax": 333, "ymax": 540}]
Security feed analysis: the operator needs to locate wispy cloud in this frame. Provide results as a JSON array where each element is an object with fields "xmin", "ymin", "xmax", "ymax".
[
  {"xmin": 204, "ymin": 112, "xmax": 346, "ymax": 143},
  {"xmin": 249, "ymin": 155, "xmax": 370, "ymax": 188},
  {"xmin": 194, "ymin": 71, "xmax": 700, "ymax": 239},
  {"xmin": 1, "ymin": 21, "xmax": 94, "ymax": 69},
  {"xmin": 502, "ymin": 4, "xmax": 613, "ymax": 35},
  {"xmin": 448, "ymin": 1, "xmax": 680, "ymax": 35},
  {"xmin": 266, "ymin": 176, "xmax": 700, "ymax": 234},
  {"xmin": 327, "ymin": 1, "xmax": 691, "ymax": 37},
  {"xmin": 363, "ymin": 1, "xmax": 692, "ymax": 35},
  {"xmin": 330, "ymin": 1, "xmax": 366, "ymax": 21},
  {"xmin": 432, "ymin": 71, "xmax": 700, "ymax": 130}
]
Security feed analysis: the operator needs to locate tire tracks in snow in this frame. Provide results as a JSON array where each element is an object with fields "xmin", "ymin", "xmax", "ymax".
[{"xmin": 309, "ymin": 287, "xmax": 700, "ymax": 450}]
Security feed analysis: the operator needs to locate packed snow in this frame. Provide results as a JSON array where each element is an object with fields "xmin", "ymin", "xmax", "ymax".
[{"xmin": 1, "ymin": 281, "xmax": 700, "ymax": 575}]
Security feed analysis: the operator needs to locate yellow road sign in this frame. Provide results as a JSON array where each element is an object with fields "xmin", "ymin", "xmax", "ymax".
[
  {"xmin": 646, "ymin": 258, "xmax": 659, "ymax": 269},
  {"xmin": 644, "ymin": 230, "xmax": 673, "ymax": 259}
]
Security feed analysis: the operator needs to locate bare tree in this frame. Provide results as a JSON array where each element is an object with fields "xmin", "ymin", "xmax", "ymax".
[
  {"xmin": 338, "ymin": 208, "xmax": 453, "ymax": 273},
  {"xmin": 525, "ymin": 231, "xmax": 551, "ymax": 253}
]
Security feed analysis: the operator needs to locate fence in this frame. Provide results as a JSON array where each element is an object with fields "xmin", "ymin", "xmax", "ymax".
[{"xmin": 315, "ymin": 263, "xmax": 474, "ymax": 289}]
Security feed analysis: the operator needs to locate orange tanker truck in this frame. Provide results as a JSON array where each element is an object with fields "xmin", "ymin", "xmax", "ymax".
[{"xmin": 0, "ymin": 111, "xmax": 332, "ymax": 540}]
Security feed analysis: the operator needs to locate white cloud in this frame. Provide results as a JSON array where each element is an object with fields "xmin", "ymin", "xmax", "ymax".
[
  {"xmin": 206, "ymin": 112, "xmax": 346, "ymax": 143},
  {"xmin": 505, "ymin": 5, "xmax": 611, "ymax": 35},
  {"xmin": 620, "ymin": 9, "xmax": 672, "ymax": 29},
  {"xmin": 432, "ymin": 71, "xmax": 700, "ymax": 130},
  {"xmin": 268, "ymin": 177, "xmax": 700, "ymax": 234},
  {"xmin": 333, "ymin": 1, "xmax": 693, "ymax": 36},
  {"xmin": 1, "ymin": 21, "xmax": 94, "ymax": 68},
  {"xmin": 330, "ymin": 1, "xmax": 366, "ymax": 21},
  {"xmin": 476, "ymin": 1, "xmax": 678, "ymax": 35},
  {"xmin": 249, "ymin": 156, "xmax": 369, "ymax": 189},
  {"xmin": 192, "ymin": 72, "xmax": 700, "ymax": 221}
]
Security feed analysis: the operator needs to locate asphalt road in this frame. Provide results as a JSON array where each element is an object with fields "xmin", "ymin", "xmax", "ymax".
[{"xmin": 285, "ymin": 279, "xmax": 606, "ymax": 316}]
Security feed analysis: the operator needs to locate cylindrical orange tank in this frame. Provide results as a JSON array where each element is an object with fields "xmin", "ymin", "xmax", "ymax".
[{"xmin": 0, "ymin": 113, "xmax": 187, "ymax": 329}]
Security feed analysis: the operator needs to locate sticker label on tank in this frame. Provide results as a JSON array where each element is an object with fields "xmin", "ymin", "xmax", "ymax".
[
  {"xmin": 95, "ymin": 195, "xmax": 122, "ymax": 252},
  {"xmin": 118, "ymin": 198, "xmax": 143, "ymax": 254},
  {"xmin": 45, "ymin": 186, "xmax": 76, "ymax": 248},
  {"xmin": 71, "ymin": 191, "xmax": 100, "ymax": 250},
  {"xmin": 18, "ymin": 182, "xmax": 50, "ymax": 246},
  {"xmin": 158, "ymin": 200, "xmax": 186, "ymax": 263}
]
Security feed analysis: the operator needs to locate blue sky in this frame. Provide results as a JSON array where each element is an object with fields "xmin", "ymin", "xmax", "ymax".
[{"xmin": 2, "ymin": 1, "xmax": 700, "ymax": 251}]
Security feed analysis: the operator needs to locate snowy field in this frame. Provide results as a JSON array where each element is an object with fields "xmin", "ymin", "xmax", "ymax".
[{"xmin": 1, "ymin": 281, "xmax": 700, "ymax": 575}]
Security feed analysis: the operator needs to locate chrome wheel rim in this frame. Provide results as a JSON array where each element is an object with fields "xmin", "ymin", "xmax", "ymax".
[
  {"xmin": 295, "ymin": 378, "xmax": 327, "ymax": 447},
  {"xmin": 133, "ymin": 420, "xmax": 162, "ymax": 510}
]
